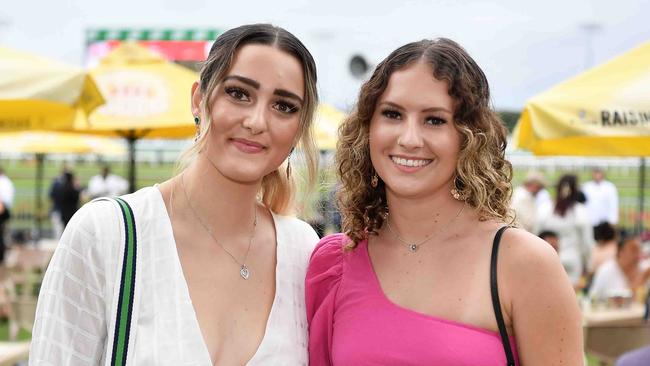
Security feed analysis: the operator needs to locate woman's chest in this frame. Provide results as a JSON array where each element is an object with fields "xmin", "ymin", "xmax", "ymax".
[
  {"xmin": 331, "ymin": 298, "xmax": 511, "ymax": 366},
  {"xmin": 126, "ymin": 244, "xmax": 308, "ymax": 365}
]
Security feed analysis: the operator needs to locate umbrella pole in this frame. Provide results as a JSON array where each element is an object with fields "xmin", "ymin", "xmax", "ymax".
[
  {"xmin": 127, "ymin": 134, "xmax": 137, "ymax": 193},
  {"xmin": 638, "ymin": 157, "xmax": 646, "ymax": 234},
  {"xmin": 35, "ymin": 153, "xmax": 44, "ymax": 240}
]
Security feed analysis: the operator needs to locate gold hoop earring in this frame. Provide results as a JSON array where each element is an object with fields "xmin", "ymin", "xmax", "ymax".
[{"xmin": 451, "ymin": 176, "xmax": 465, "ymax": 201}]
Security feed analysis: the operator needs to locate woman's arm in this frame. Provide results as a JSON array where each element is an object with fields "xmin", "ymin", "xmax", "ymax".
[{"xmin": 502, "ymin": 228, "xmax": 584, "ymax": 365}]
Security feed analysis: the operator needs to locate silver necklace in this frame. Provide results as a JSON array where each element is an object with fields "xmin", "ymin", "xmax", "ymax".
[
  {"xmin": 180, "ymin": 174, "xmax": 257, "ymax": 280},
  {"xmin": 385, "ymin": 204, "xmax": 465, "ymax": 253}
]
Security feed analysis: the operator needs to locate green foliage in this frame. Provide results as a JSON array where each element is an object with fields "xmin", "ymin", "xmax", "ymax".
[
  {"xmin": 0, "ymin": 319, "xmax": 32, "ymax": 341},
  {"xmin": 497, "ymin": 110, "xmax": 521, "ymax": 133}
]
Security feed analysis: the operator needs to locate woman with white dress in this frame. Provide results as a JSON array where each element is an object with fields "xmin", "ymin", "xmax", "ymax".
[
  {"xmin": 536, "ymin": 174, "xmax": 594, "ymax": 289},
  {"xmin": 30, "ymin": 23, "xmax": 320, "ymax": 365}
]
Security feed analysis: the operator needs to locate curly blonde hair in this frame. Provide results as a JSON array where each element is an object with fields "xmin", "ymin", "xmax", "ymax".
[
  {"xmin": 177, "ymin": 24, "xmax": 319, "ymax": 214},
  {"xmin": 336, "ymin": 38, "xmax": 513, "ymax": 247}
]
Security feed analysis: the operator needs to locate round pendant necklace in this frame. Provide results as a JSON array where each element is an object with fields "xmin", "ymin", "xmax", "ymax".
[
  {"xmin": 180, "ymin": 174, "xmax": 257, "ymax": 280},
  {"xmin": 385, "ymin": 204, "xmax": 465, "ymax": 253}
]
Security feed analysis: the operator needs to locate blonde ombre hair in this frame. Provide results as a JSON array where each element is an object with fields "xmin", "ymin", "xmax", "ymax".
[
  {"xmin": 177, "ymin": 24, "xmax": 319, "ymax": 214},
  {"xmin": 337, "ymin": 38, "xmax": 514, "ymax": 247}
]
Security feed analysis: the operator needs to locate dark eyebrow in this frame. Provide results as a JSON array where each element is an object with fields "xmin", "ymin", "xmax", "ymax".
[
  {"xmin": 274, "ymin": 89, "xmax": 303, "ymax": 105},
  {"xmin": 381, "ymin": 101, "xmax": 452, "ymax": 115},
  {"xmin": 223, "ymin": 75, "xmax": 303, "ymax": 105},
  {"xmin": 223, "ymin": 75, "xmax": 260, "ymax": 89},
  {"xmin": 422, "ymin": 106, "xmax": 453, "ymax": 115},
  {"xmin": 380, "ymin": 101, "xmax": 405, "ymax": 110}
]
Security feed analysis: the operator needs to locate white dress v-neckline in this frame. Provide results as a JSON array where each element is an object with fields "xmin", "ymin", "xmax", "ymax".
[{"xmin": 154, "ymin": 187, "xmax": 282, "ymax": 366}]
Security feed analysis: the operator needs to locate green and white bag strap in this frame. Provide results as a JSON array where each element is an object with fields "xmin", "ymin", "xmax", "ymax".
[{"xmin": 96, "ymin": 197, "xmax": 138, "ymax": 366}]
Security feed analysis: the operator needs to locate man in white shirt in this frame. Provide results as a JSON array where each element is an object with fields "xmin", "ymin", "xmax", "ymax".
[
  {"xmin": 582, "ymin": 168, "xmax": 619, "ymax": 227},
  {"xmin": 0, "ymin": 167, "xmax": 15, "ymax": 262},
  {"xmin": 86, "ymin": 165, "xmax": 128, "ymax": 199},
  {"xmin": 589, "ymin": 234, "xmax": 650, "ymax": 301},
  {"xmin": 511, "ymin": 170, "xmax": 553, "ymax": 233}
]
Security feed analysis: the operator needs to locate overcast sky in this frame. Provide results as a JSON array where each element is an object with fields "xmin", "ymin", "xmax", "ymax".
[{"xmin": 2, "ymin": 0, "xmax": 649, "ymax": 111}]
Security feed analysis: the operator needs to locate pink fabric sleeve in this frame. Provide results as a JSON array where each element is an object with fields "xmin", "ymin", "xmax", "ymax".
[{"xmin": 305, "ymin": 233, "xmax": 346, "ymax": 366}]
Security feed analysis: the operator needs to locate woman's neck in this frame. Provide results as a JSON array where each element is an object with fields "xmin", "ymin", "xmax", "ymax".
[
  {"xmin": 383, "ymin": 191, "xmax": 467, "ymax": 243},
  {"xmin": 178, "ymin": 155, "xmax": 261, "ymax": 237}
]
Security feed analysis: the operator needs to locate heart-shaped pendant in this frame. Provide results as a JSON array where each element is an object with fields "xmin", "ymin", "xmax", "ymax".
[{"xmin": 240, "ymin": 265, "xmax": 250, "ymax": 280}]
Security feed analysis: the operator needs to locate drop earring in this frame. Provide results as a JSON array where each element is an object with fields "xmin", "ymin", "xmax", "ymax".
[
  {"xmin": 286, "ymin": 147, "xmax": 295, "ymax": 179},
  {"xmin": 371, "ymin": 172, "xmax": 379, "ymax": 188},
  {"xmin": 193, "ymin": 115, "xmax": 201, "ymax": 142}
]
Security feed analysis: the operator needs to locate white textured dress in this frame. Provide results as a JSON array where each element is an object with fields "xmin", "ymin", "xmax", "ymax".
[
  {"xmin": 536, "ymin": 203, "xmax": 594, "ymax": 286},
  {"xmin": 30, "ymin": 186, "xmax": 319, "ymax": 365}
]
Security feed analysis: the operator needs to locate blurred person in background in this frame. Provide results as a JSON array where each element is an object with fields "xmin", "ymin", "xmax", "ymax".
[
  {"xmin": 48, "ymin": 163, "xmax": 71, "ymax": 238},
  {"xmin": 538, "ymin": 230, "xmax": 559, "ymax": 253},
  {"xmin": 31, "ymin": 23, "xmax": 320, "ymax": 365},
  {"xmin": 59, "ymin": 171, "xmax": 81, "ymax": 228},
  {"xmin": 326, "ymin": 182, "xmax": 342, "ymax": 232},
  {"xmin": 310, "ymin": 191, "xmax": 328, "ymax": 238},
  {"xmin": 589, "ymin": 232, "xmax": 650, "ymax": 302},
  {"xmin": 511, "ymin": 170, "xmax": 552, "ymax": 232},
  {"xmin": 0, "ymin": 167, "xmax": 14, "ymax": 263},
  {"xmin": 86, "ymin": 164, "xmax": 128, "ymax": 199},
  {"xmin": 537, "ymin": 174, "xmax": 594, "ymax": 290},
  {"xmin": 590, "ymin": 221, "xmax": 618, "ymax": 275},
  {"xmin": 582, "ymin": 167, "xmax": 619, "ymax": 228}
]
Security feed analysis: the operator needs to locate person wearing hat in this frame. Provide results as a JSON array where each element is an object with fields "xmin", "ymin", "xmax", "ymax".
[{"xmin": 511, "ymin": 170, "xmax": 552, "ymax": 232}]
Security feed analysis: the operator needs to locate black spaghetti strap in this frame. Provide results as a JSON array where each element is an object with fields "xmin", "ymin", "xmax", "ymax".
[{"xmin": 490, "ymin": 226, "xmax": 516, "ymax": 366}]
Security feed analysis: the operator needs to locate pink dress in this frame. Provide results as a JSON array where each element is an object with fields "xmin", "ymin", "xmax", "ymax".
[{"xmin": 306, "ymin": 234, "xmax": 520, "ymax": 366}]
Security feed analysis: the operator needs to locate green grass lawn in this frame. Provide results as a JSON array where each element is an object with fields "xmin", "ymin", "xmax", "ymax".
[
  {"xmin": 2, "ymin": 155, "xmax": 648, "ymax": 234},
  {"xmin": 2, "ymin": 157, "xmax": 176, "ymax": 233},
  {"xmin": 0, "ymin": 319, "xmax": 32, "ymax": 341}
]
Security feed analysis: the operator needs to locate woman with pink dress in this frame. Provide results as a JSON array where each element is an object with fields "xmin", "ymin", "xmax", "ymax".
[{"xmin": 306, "ymin": 38, "xmax": 583, "ymax": 365}]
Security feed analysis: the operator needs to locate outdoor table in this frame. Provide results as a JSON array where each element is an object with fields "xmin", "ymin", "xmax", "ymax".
[
  {"xmin": 0, "ymin": 341, "xmax": 30, "ymax": 365},
  {"xmin": 583, "ymin": 303, "xmax": 650, "ymax": 363}
]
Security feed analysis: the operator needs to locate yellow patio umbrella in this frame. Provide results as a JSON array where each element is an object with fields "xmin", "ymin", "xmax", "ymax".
[
  {"xmin": 513, "ymin": 41, "xmax": 650, "ymax": 231},
  {"xmin": 0, "ymin": 131, "xmax": 125, "ymax": 155},
  {"xmin": 513, "ymin": 41, "xmax": 650, "ymax": 156},
  {"xmin": 0, "ymin": 46, "xmax": 104, "ymax": 132},
  {"xmin": 73, "ymin": 42, "xmax": 198, "ymax": 191},
  {"xmin": 74, "ymin": 42, "xmax": 197, "ymax": 138},
  {"xmin": 314, "ymin": 104, "xmax": 345, "ymax": 150},
  {"xmin": 0, "ymin": 131, "xmax": 125, "ymax": 238}
]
